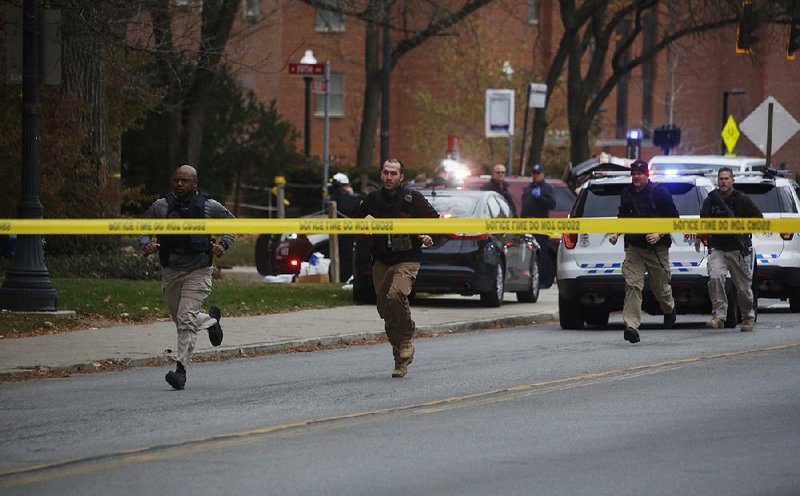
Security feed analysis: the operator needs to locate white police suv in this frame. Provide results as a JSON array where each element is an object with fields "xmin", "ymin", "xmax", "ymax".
[
  {"xmin": 731, "ymin": 171, "xmax": 800, "ymax": 311},
  {"xmin": 556, "ymin": 172, "xmax": 717, "ymax": 330}
]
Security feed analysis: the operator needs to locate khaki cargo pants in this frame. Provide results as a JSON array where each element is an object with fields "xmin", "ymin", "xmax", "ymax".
[
  {"xmin": 372, "ymin": 260, "xmax": 420, "ymax": 365},
  {"xmin": 622, "ymin": 244, "xmax": 675, "ymax": 330},
  {"xmin": 708, "ymin": 249, "xmax": 755, "ymax": 322},
  {"xmin": 162, "ymin": 266, "xmax": 218, "ymax": 368}
]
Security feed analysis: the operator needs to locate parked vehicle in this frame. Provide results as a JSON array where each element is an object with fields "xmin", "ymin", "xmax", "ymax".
[
  {"xmin": 255, "ymin": 211, "xmax": 341, "ymax": 277},
  {"xmin": 463, "ymin": 175, "xmax": 576, "ymax": 219},
  {"xmin": 648, "ymin": 155, "xmax": 766, "ymax": 175},
  {"xmin": 556, "ymin": 171, "xmax": 729, "ymax": 329},
  {"xmin": 464, "ymin": 175, "xmax": 576, "ymax": 288},
  {"xmin": 733, "ymin": 171, "xmax": 800, "ymax": 311},
  {"xmin": 352, "ymin": 189, "xmax": 541, "ymax": 307}
]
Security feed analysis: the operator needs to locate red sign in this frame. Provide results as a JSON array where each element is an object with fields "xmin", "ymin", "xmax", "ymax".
[
  {"xmin": 311, "ymin": 79, "xmax": 328, "ymax": 94},
  {"xmin": 289, "ymin": 63, "xmax": 325, "ymax": 77}
]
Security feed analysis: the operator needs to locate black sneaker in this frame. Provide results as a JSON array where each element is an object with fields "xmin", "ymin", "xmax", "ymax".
[
  {"xmin": 165, "ymin": 363, "xmax": 186, "ymax": 390},
  {"xmin": 208, "ymin": 306, "xmax": 223, "ymax": 347},
  {"xmin": 624, "ymin": 327, "xmax": 640, "ymax": 344},
  {"xmin": 663, "ymin": 307, "xmax": 676, "ymax": 329}
]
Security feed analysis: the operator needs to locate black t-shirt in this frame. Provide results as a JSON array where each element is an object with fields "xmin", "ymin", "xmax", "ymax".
[{"xmin": 700, "ymin": 189, "xmax": 763, "ymax": 252}]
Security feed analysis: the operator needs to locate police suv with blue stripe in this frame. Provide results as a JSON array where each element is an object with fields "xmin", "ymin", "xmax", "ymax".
[
  {"xmin": 556, "ymin": 171, "xmax": 716, "ymax": 330},
  {"xmin": 732, "ymin": 171, "xmax": 800, "ymax": 311}
]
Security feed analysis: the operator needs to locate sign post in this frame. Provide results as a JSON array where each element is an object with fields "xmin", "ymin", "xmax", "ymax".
[{"xmin": 486, "ymin": 89, "xmax": 515, "ymax": 174}]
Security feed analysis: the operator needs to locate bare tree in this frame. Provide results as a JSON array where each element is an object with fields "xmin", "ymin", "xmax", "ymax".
[{"xmin": 527, "ymin": 0, "xmax": 791, "ymax": 169}]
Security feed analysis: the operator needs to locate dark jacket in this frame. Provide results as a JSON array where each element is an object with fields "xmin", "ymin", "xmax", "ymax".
[
  {"xmin": 618, "ymin": 181, "xmax": 679, "ymax": 249},
  {"xmin": 360, "ymin": 186, "xmax": 439, "ymax": 265},
  {"xmin": 521, "ymin": 180, "xmax": 555, "ymax": 218},
  {"xmin": 700, "ymin": 189, "xmax": 763, "ymax": 252},
  {"xmin": 482, "ymin": 180, "xmax": 517, "ymax": 217}
]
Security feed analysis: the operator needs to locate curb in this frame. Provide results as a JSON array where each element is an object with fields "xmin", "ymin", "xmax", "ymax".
[{"xmin": 0, "ymin": 312, "xmax": 557, "ymax": 381}]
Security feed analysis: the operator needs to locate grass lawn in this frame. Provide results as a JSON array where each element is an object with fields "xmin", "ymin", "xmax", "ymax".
[{"xmin": 0, "ymin": 277, "xmax": 352, "ymax": 338}]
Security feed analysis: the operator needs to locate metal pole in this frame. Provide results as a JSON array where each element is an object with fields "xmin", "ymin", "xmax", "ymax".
[
  {"xmin": 519, "ymin": 83, "xmax": 532, "ymax": 176},
  {"xmin": 507, "ymin": 134, "xmax": 513, "ymax": 175},
  {"xmin": 304, "ymin": 76, "xmax": 311, "ymax": 159},
  {"xmin": 721, "ymin": 91, "xmax": 729, "ymax": 155},
  {"xmin": 765, "ymin": 103, "xmax": 774, "ymax": 169},
  {"xmin": 379, "ymin": 1, "xmax": 391, "ymax": 165},
  {"xmin": 322, "ymin": 61, "xmax": 331, "ymax": 210},
  {"xmin": 0, "ymin": 0, "xmax": 58, "ymax": 311}
]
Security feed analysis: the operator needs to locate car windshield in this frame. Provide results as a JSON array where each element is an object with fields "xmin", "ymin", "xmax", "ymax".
[
  {"xmin": 734, "ymin": 184, "xmax": 798, "ymax": 213},
  {"xmin": 576, "ymin": 182, "xmax": 704, "ymax": 217},
  {"xmin": 424, "ymin": 194, "xmax": 479, "ymax": 218},
  {"xmin": 553, "ymin": 187, "xmax": 577, "ymax": 212}
]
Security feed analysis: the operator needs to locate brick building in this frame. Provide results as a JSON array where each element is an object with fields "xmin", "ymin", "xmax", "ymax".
[{"xmin": 223, "ymin": 0, "xmax": 800, "ymax": 177}]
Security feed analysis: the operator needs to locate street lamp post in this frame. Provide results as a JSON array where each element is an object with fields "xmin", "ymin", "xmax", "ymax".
[
  {"xmin": 721, "ymin": 88, "xmax": 746, "ymax": 154},
  {"xmin": 0, "ymin": 0, "xmax": 58, "ymax": 311},
  {"xmin": 300, "ymin": 49, "xmax": 317, "ymax": 160}
]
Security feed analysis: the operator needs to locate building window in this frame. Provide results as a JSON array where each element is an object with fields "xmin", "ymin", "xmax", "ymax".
[
  {"xmin": 316, "ymin": 9, "xmax": 345, "ymax": 32},
  {"xmin": 314, "ymin": 73, "xmax": 344, "ymax": 117},
  {"xmin": 243, "ymin": 0, "xmax": 259, "ymax": 22},
  {"xmin": 527, "ymin": 0, "xmax": 539, "ymax": 24}
]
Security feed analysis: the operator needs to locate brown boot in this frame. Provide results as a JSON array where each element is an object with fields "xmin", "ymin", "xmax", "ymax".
[{"xmin": 391, "ymin": 363, "xmax": 407, "ymax": 378}]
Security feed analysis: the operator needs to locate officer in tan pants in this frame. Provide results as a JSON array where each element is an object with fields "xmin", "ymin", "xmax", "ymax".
[
  {"xmin": 360, "ymin": 159, "xmax": 439, "ymax": 377},
  {"xmin": 695, "ymin": 167, "xmax": 762, "ymax": 331},
  {"xmin": 608, "ymin": 160, "xmax": 679, "ymax": 344}
]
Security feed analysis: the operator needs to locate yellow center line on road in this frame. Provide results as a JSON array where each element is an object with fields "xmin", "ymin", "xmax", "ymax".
[{"xmin": 2, "ymin": 343, "xmax": 798, "ymax": 488}]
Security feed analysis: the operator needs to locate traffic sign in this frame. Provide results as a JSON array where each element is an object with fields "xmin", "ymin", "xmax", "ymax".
[
  {"xmin": 485, "ymin": 89, "xmax": 515, "ymax": 138},
  {"xmin": 311, "ymin": 79, "xmax": 327, "ymax": 94},
  {"xmin": 721, "ymin": 115, "xmax": 740, "ymax": 155},
  {"xmin": 528, "ymin": 83, "xmax": 547, "ymax": 108},
  {"xmin": 739, "ymin": 96, "xmax": 800, "ymax": 155},
  {"xmin": 289, "ymin": 63, "xmax": 325, "ymax": 77}
]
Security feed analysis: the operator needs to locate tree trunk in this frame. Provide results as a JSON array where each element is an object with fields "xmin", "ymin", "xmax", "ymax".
[
  {"xmin": 356, "ymin": 21, "xmax": 381, "ymax": 171},
  {"xmin": 62, "ymin": 3, "xmax": 109, "ymax": 186}
]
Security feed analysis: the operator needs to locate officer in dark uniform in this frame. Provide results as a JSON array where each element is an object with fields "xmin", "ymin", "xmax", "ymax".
[
  {"xmin": 140, "ymin": 165, "xmax": 236, "ymax": 389},
  {"xmin": 521, "ymin": 163, "xmax": 556, "ymax": 287},
  {"xmin": 360, "ymin": 159, "xmax": 438, "ymax": 378},
  {"xmin": 608, "ymin": 160, "xmax": 679, "ymax": 344}
]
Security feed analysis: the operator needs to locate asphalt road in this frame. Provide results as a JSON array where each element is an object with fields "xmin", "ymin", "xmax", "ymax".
[{"xmin": 1, "ymin": 307, "xmax": 799, "ymax": 495}]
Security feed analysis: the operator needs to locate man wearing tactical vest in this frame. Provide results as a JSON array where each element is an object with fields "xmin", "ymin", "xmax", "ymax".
[
  {"xmin": 360, "ymin": 159, "xmax": 438, "ymax": 378},
  {"xmin": 608, "ymin": 160, "xmax": 679, "ymax": 344},
  {"xmin": 695, "ymin": 167, "xmax": 762, "ymax": 332},
  {"xmin": 140, "ymin": 165, "xmax": 236, "ymax": 390}
]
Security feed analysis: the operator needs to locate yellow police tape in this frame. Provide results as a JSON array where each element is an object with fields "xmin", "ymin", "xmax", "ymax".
[{"xmin": 1, "ymin": 217, "xmax": 798, "ymax": 235}]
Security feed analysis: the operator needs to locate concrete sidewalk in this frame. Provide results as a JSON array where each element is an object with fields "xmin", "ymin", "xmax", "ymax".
[{"xmin": 0, "ymin": 287, "xmax": 559, "ymax": 380}]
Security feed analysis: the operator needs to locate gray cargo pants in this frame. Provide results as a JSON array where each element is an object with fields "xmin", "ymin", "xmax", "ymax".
[
  {"xmin": 372, "ymin": 260, "xmax": 420, "ymax": 365},
  {"xmin": 161, "ymin": 266, "xmax": 218, "ymax": 367},
  {"xmin": 708, "ymin": 249, "xmax": 755, "ymax": 321},
  {"xmin": 621, "ymin": 244, "xmax": 675, "ymax": 331}
]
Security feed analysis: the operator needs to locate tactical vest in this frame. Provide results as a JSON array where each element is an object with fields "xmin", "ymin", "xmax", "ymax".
[
  {"xmin": 363, "ymin": 187, "xmax": 420, "ymax": 261},
  {"xmin": 158, "ymin": 192, "xmax": 212, "ymax": 268}
]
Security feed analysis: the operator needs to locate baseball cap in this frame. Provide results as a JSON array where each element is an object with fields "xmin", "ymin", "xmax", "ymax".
[
  {"xmin": 630, "ymin": 160, "xmax": 649, "ymax": 174},
  {"xmin": 332, "ymin": 172, "xmax": 349, "ymax": 184},
  {"xmin": 532, "ymin": 164, "xmax": 544, "ymax": 174}
]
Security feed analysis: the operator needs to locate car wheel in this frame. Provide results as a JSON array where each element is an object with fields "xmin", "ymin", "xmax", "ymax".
[
  {"xmin": 790, "ymin": 288, "xmax": 800, "ymax": 313},
  {"xmin": 352, "ymin": 276, "xmax": 376, "ymax": 304},
  {"xmin": 559, "ymin": 294, "xmax": 584, "ymax": 330},
  {"xmin": 584, "ymin": 307, "xmax": 610, "ymax": 326},
  {"xmin": 480, "ymin": 262, "xmax": 505, "ymax": 307},
  {"xmin": 516, "ymin": 256, "xmax": 540, "ymax": 303},
  {"xmin": 255, "ymin": 235, "xmax": 273, "ymax": 276},
  {"xmin": 724, "ymin": 280, "xmax": 739, "ymax": 328}
]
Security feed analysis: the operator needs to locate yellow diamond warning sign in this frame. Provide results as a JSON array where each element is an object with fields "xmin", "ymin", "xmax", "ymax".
[{"xmin": 722, "ymin": 115, "xmax": 740, "ymax": 155}]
